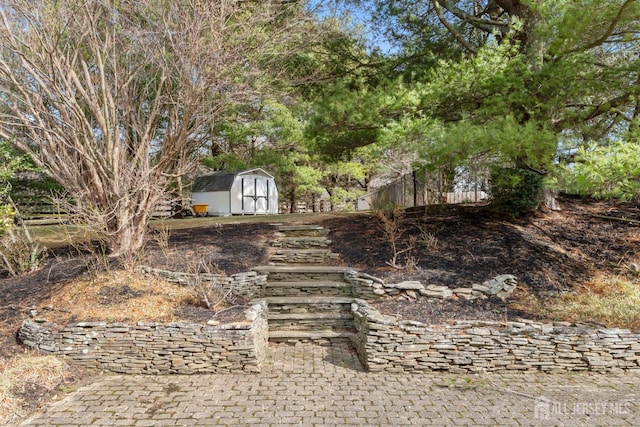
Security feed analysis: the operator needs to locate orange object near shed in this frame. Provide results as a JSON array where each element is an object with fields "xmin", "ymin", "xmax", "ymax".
[{"xmin": 192, "ymin": 204, "xmax": 208, "ymax": 216}]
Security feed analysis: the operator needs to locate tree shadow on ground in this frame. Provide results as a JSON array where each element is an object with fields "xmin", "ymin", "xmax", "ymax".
[{"xmin": 322, "ymin": 341, "xmax": 367, "ymax": 372}]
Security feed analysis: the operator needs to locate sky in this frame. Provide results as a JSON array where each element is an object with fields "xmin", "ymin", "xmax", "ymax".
[{"xmin": 305, "ymin": 0, "xmax": 396, "ymax": 54}]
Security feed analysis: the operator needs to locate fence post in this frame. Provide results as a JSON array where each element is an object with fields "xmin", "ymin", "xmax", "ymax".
[{"xmin": 413, "ymin": 170, "xmax": 418, "ymax": 207}]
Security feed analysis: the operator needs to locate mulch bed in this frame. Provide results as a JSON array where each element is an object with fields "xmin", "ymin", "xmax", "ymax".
[
  {"xmin": 0, "ymin": 223, "xmax": 273, "ymax": 358},
  {"xmin": 2, "ymin": 194, "xmax": 639, "ymax": 355},
  {"xmin": 323, "ymin": 195, "xmax": 638, "ymax": 324},
  {"xmin": 1, "ymin": 194, "xmax": 637, "ymax": 422}
]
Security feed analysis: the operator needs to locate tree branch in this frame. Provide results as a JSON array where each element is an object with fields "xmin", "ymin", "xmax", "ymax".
[
  {"xmin": 564, "ymin": 0, "xmax": 636, "ymax": 55},
  {"xmin": 432, "ymin": 0, "xmax": 478, "ymax": 54},
  {"xmin": 439, "ymin": 0, "xmax": 509, "ymax": 32},
  {"xmin": 585, "ymin": 0, "xmax": 635, "ymax": 50}
]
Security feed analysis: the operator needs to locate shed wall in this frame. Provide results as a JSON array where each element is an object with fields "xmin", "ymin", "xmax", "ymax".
[
  {"xmin": 230, "ymin": 174, "xmax": 278, "ymax": 215},
  {"xmin": 191, "ymin": 169, "xmax": 278, "ymax": 216},
  {"xmin": 191, "ymin": 191, "xmax": 230, "ymax": 216}
]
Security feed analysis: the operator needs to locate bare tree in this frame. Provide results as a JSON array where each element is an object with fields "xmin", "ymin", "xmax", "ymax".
[{"xmin": 0, "ymin": 0, "xmax": 308, "ymax": 257}]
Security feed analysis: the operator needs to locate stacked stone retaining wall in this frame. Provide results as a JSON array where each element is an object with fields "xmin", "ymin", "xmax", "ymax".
[
  {"xmin": 20, "ymin": 266, "xmax": 640, "ymax": 374},
  {"xmin": 345, "ymin": 271, "xmax": 385, "ymax": 300},
  {"xmin": 137, "ymin": 265, "xmax": 386, "ymax": 300},
  {"xmin": 352, "ymin": 300, "xmax": 640, "ymax": 373},
  {"xmin": 136, "ymin": 266, "xmax": 267, "ymax": 299},
  {"xmin": 18, "ymin": 302, "xmax": 269, "ymax": 374}
]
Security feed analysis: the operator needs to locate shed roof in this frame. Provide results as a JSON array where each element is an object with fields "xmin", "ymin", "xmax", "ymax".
[{"xmin": 192, "ymin": 168, "xmax": 274, "ymax": 193}]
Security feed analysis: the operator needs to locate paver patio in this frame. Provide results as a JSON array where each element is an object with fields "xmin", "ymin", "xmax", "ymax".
[{"xmin": 19, "ymin": 342, "xmax": 640, "ymax": 426}]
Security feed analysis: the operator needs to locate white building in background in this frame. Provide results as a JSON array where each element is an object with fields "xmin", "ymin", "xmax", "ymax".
[{"xmin": 191, "ymin": 168, "xmax": 279, "ymax": 216}]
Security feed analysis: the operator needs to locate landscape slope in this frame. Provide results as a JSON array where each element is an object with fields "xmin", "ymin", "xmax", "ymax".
[
  {"xmin": 2, "ymin": 194, "xmax": 639, "ymax": 356},
  {"xmin": 0, "ymin": 194, "xmax": 638, "ymax": 422}
]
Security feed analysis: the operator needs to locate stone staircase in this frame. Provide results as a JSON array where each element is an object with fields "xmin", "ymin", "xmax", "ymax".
[
  {"xmin": 269, "ymin": 225, "xmax": 340, "ymax": 265},
  {"xmin": 254, "ymin": 265, "xmax": 358, "ymax": 344},
  {"xmin": 258, "ymin": 225, "xmax": 356, "ymax": 343}
]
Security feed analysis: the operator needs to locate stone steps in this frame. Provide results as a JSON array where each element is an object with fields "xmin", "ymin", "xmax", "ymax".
[
  {"xmin": 266, "ymin": 281, "xmax": 350, "ymax": 288},
  {"xmin": 262, "ymin": 296, "xmax": 355, "ymax": 305},
  {"xmin": 254, "ymin": 266, "xmax": 352, "ymax": 284},
  {"xmin": 263, "ymin": 226, "xmax": 352, "ymax": 342},
  {"xmin": 268, "ymin": 330, "xmax": 357, "ymax": 344},
  {"xmin": 278, "ymin": 225, "xmax": 325, "ymax": 231},
  {"xmin": 264, "ymin": 281, "xmax": 353, "ymax": 297},
  {"xmin": 276, "ymin": 225, "xmax": 327, "ymax": 234},
  {"xmin": 254, "ymin": 265, "xmax": 354, "ymax": 274},
  {"xmin": 275, "ymin": 226, "xmax": 328, "ymax": 238},
  {"xmin": 268, "ymin": 312, "xmax": 353, "ymax": 321},
  {"xmin": 267, "ymin": 273, "xmax": 348, "ymax": 282},
  {"xmin": 268, "ymin": 225, "xmax": 338, "ymax": 264},
  {"xmin": 269, "ymin": 249, "xmax": 340, "ymax": 264},
  {"xmin": 264, "ymin": 296, "xmax": 355, "ymax": 338},
  {"xmin": 271, "ymin": 236, "xmax": 331, "ymax": 249},
  {"xmin": 268, "ymin": 312, "xmax": 355, "ymax": 333}
]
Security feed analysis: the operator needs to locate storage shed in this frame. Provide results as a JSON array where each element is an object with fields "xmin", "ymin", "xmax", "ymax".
[{"xmin": 191, "ymin": 168, "xmax": 279, "ymax": 216}]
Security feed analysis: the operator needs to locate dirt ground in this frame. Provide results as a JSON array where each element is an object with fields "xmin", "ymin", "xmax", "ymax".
[
  {"xmin": 1, "ymin": 194, "xmax": 639, "ymax": 419},
  {"xmin": 324, "ymin": 195, "xmax": 640, "ymax": 324},
  {"xmin": 3, "ymin": 195, "xmax": 640, "ymax": 346}
]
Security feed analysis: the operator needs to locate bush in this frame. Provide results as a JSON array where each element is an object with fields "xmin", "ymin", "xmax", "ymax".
[
  {"xmin": 489, "ymin": 167, "xmax": 544, "ymax": 217},
  {"xmin": 0, "ymin": 204, "xmax": 14, "ymax": 234},
  {"xmin": 0, "ymin": 225, "xmax": 46, "ymax": 276},
  {"xmin": 560, "ymin": 141, "xmax": 640, "ymax": 201},
  {"xmin": 376, "ymin": 206, "xmax": 419, "ymax": 269}
]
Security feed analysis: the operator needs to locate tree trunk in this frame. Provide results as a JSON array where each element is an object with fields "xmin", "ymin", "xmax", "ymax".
[
  {"xmin": 0, "ymin": 0, "xmax": 317, "ymax": 266},
  {"xmin": 541, "ymin": 189, "xmax": 562, "ymax": 212},
  {"xmin": 289, "ymin": 184, "xmax": 298, "ymax": 214},
  {"xmin": 103, "ymin": 194, "xmax": 155, "ymax": 258},
  {"xmin": 107, "ymin": 220, "xmax": 147, "ymax": 259}
]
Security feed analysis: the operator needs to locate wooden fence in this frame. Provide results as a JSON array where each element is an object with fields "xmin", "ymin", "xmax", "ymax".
[{"xmin": 357, "ymin": 168, "xmax": 489, "ymax": 211}]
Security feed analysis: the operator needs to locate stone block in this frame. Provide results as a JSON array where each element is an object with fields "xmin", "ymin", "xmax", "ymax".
[
  {"xmin": 472, "ymin": 283, "xmax": 489, "ymax": 293},
  {"xmin": 396, "ymin": 344, "xmax": 431, "ymax": 352},
  {"xmin": 453, "ymin": 288, "xmax": 474, "ymax": 299},
  {"xmin": 468, "ymin": 327, "xmax": 492, "ymax": 336},
  {"xmin": 386, "ymin": 281, "xmax": 425, "ymax": 291},
  {"xmin": 419, "ymin": 285, "xmax": 453, "ymax": 298}
]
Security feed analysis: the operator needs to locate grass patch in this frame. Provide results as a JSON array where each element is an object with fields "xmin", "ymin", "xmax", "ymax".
[
  {"xmin": 39, "ymin": 270, "xmax": 195, "ymax": 324},
  {"xmin": 26, "ymin": 224, "xmax": 88, "ymax": 249},
  {"xmin": 27, "ymin": 211, "xmax": 361, "ymax": 248},
  {"xmin": 515, "ymin": 273, "xmax": 640, "ymax": 330},
  {"xmin": 0, "ymin": 355, "xmax": 71, "ymax": 424}
]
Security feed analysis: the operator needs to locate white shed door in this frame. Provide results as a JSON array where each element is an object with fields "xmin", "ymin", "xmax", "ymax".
[
  {"xmin": 242, "ymin": 178, "xmax": 269, "ymax": 213},
  {"xmin": 255, "ymin": 179, "xmax": 268, "ymax": 213}
]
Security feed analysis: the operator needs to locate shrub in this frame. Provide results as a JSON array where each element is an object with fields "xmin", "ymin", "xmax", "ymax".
[
  {"xmin": 376, "ymin": 206, "xmax": 418, "ymax": 269},
  {"xmin": 0, "ymin": 204, "xmax": 14, "ymax": 234},
  {"xmin": 560, "ymin": 141, "xmax": 640, "ymax": 201},
  {"xmin": 0, "ymin": 224, "xmax": 46, "ymax": 276},
  {"xmin": 489, "ymin": 167, "xmax": 544, "ymax": 217},
  {"xmin": 186, "ymin": 259, "xmax": 237, "ymax": 313}
]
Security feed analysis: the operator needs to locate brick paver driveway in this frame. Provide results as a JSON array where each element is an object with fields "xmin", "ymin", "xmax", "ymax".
[{"xmin": 20, "ymin": 342, "xmax": 640, "ymax": 426}]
